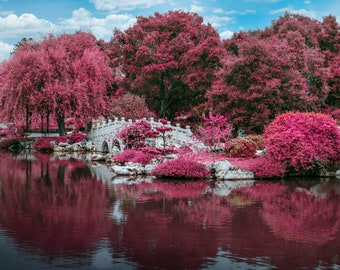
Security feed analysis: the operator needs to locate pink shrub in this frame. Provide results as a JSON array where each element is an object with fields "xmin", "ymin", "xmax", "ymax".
[
  {"xmin": 33, "ymin": 138, "xmax": 53, "ymax": 152},
  {"xmin": 151, "ymin": 157, "xmax": 210, "ymax": 179},
  {"xmin": 230, "ymin": 157, "xmax": 286, "ymax": 179},
  {"xmin": 118, "ymin": 120, "xmax": 154, "ymax": 149},
  {"xmin": 114, "ymin": 149, "xmax": 154, "ymax": 166},
  {"xmin": 224, "ymin": 137, "xmax": 257, "ymax": 158},
  {"xmin": 264, "ymin": 112, "xmax": 340, "ymax": 172},
  {"xmin": 68, "ymin": 133, "xmax": 86, "ymax": 144},
  {"xmin": 56, "ymin": 136, "xmax": 67, "ymax": 143}
]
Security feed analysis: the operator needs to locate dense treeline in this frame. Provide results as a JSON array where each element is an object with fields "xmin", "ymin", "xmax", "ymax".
[{"xmin": 0, "ymin": 10, "xmax": 339, "ymax": 134}]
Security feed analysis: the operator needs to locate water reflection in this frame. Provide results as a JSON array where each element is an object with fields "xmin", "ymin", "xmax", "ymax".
[
  {"xmin": 0, "ymin": 152, "xmax": 114, "ymax": 258},
  {"xmin": 0, "ymin": 151, "xmax": 339, "ymax": 270}
]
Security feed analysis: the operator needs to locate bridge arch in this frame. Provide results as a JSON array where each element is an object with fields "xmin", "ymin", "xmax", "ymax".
[{"xmin": 102, "ymin": 141, "xmax": 110, "ymax": 153}]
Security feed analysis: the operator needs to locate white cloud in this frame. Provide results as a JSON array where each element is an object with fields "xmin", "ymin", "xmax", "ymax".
[
  {"xmin": 213, "ymin": 8, "xmax": 225, "ymax": 14},
  {"xmin": 89, "ymin": 0, "xmax": 165, "ymax": 11},
  {"xmin": 0, "ymin": 10, "xmax": 12, "ymax": 16},
  {"xmin": 219, "ymin": 30, "xmax": 234, "ymax": 40},
  {"xmin": 212, "ymin": 8, "xmax": 255, "ymax": 16},
  {"xmin": 0, "ymin": 13, "xmax": 58, "ymax": 39},
  {"xmin": 269, "ymin": 7, "xmax": 316, "ymax": 18},
  {"xmin": 59, "ymin": 8, "xmax": 136, "ymax": 41},
  {"xmin": 304, "ymin": 0, "xmax": 311, "ymax": 4},
  {"xmin": 0, "ymin": 41, "xmax": 13, "ymax": 62},
  {"xmin": 205, "ymin": 15, "xmax": 233, "ymax": 28},
  {"xmin": 190, "ymin": 5, "xmax": 204, "ymax": 13}
]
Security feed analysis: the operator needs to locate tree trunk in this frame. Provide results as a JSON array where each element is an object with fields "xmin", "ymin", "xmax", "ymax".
[
  {"xmin": 57, "ymin": 113, "xmax": 66, "ymax": 136},
  {"xmin": 46, "ymin": 111, "xmax": 49, "ymax": 135},
  {"xmin": 160, "ymin": 73, "xmax": 166, "ymax": 118},
  {"xmin": 25, "ymin": 104, "xmax": 29, "ymax": 132}
]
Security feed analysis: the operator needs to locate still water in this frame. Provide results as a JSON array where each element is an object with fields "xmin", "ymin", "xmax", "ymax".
[{"xmin": 0, "ymin": 151, "xmax": 340, "ymax": 270}]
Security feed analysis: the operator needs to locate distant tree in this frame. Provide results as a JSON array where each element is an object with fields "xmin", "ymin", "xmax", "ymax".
[
  {"xmin": 318, "ymin": 15, "xmax": 340, "ymax": 108},
  {"xmin": 110, "ymin": 93, "xmax": 156, "ymax": 120},
  {"xmin": 0, "ymin": 31, "xmax": 113, "ymax": 135},
  {"xmin": 110, "ymin": 10, "xmax": 223, "ymax": 119},
  {"xmin": 207, "ymin": 32, "xmax": 329, "ymax": 133}
]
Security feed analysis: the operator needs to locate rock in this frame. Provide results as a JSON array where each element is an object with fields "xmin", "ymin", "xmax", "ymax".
[
  {"xmin": 58, "ymin": 142, "xmax": 69, "ymax": 147},
  {"xmin": 91, "ymin": 154, "xmax": 106, "ymax": 161},
  {"xmin": 209, "ymin": 160, "xmax": 232, "ymax": 179},
  {"xmin": 145, "ymin": 164, "xmax": 157, "ymax": 174},
  {"xmin": 112, "ymin": 163, "xmax": 146, "ymax": 176},
  {"xmin": 53, "ymin": 145, "xmax": 64, "ymax": 152},
  {"xmin": 208, "ymin": 180, "xmax": 255, "ymax": 196},
  {"xmin": 224, "ymin": 169, "xmax": 255, "ymax": 180}
]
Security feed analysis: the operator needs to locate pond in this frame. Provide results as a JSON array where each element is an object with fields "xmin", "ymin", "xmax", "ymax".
[{"xmin": 0, "ymin": 151, "xmax": 340, "ymax": 270}]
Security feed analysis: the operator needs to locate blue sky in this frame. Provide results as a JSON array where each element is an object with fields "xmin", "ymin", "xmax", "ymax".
[{"xmin": 0, "ymin": 0, "xmax": 339, "ymax": 62}]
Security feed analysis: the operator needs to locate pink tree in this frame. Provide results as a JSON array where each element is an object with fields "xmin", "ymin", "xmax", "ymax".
[
  {"xmin": 195, "ymin": 113, "xmax": 232, "ymax": 151},
  {"xmin": 207, "ymin": 31, "xmax": 329, "ymax": 133},
  {"xmin": 110, "ymin": 93, "xmax": 156, "ymax": 120},
  {"xmin": 110, "ymin": 10, "xmax": 223, "ymax": 119},
  {"xmin": 0, "ymin": 31, "xmax": 114, "ymax": 135}
]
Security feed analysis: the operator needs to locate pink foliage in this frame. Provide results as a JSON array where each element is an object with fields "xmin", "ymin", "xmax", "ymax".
[
  {"xmin": 264, "ymin": 112, "xmax": 340, "ymax": 172},
  {"xmin": 68, "ymin": 133, "xmax": 86, "ymax": 144},
  {"xmin": 151, "ymin": 157, "xmax": 210, "ymax": 179},
  {"xmin": 156, "ymin": 126, "xmax": 172, "ymax": 132},
  {"xmin": 114, "ymin": 149, "xmax": 154, "ymax": 166},
  {"xmin": 195, "ymin": 113, "xmax": 232, "ymax": 151},
  {"xmin": 56, "ymin": 136, "xmax": 67, "ymax": 143},
  {"xmin": 118, "ymin": 119, "xmax": 154, "ymax": 149},
  {"xmin": 110, "ymin": 93, "xmax": 156, "ymax": 120},
  {"xmin": 0, "ymin": 31, "xmax": 113, "ymax": 135},
  {"xmin": 159, "ymin": 118, "xmax": 168, "ymax": 124},
  {"xmin": 112, "ymin": 10, "xmax": 222, "ymax": 118},
  {"xmin": 33, "ymin": 138, "xmax": 53, "ymax": 152},
  {"xmin": 229, "ymin": 157, "xmax": 286, "ymax": 178}
]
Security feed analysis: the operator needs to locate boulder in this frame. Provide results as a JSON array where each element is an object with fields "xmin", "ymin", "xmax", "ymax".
[
  {"xmin": 224, "ymin": 169, "xmax": 255, "ymax": 180},
  {"xmin": 112, "ymin": 162, "xmax": 146, "ymax": 176}
]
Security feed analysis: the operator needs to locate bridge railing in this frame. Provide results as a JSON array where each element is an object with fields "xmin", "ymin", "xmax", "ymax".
[{"xmin": 88, "ymin": 117, "xmax": 206, "ymax": 152}]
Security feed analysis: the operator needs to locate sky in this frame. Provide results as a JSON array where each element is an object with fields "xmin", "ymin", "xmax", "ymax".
[{"xmin": 0, "ymin": 0, "xmax": 339, "ymax": 62}]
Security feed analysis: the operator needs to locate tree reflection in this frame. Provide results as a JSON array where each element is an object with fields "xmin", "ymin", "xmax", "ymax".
[
  {"xmin": 0, "ymin": 153, "xmax": 113, "ymax": 256},
  {"xmin": 239, "ymin": 182, "xmax": 340, "ymax": 245},
  {"xmin": 109, "ymin": 180, "xmax": 230, "ymax": 270}
]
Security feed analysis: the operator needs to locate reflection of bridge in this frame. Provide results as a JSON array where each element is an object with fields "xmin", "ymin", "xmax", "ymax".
[{"xmin": 87, "ymin": 117, "xmax": 204, "ymax": 153}]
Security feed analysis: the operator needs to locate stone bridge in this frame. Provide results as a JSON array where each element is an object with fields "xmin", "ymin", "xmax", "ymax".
[{"xmin": 87, "ymin": 117, "xmax": 205, "ymax": 153}]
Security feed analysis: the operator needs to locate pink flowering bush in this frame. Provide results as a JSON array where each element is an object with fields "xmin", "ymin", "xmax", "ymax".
[
  {"xmin": 118, "ymin": 120, "xmax": 154, "ymax": 149},
  {"xmin": 195, "ymin": 113, "xmax": 232, "ymax": 151},
  {"xmin": 224, "ymin": 137, "xmax": 257, "ymax": 158},
  {"xmin": 68, "ymin": 133, "xmax": 86, "ymax": 144},
  {"xmin": 229, "ymin": 157, "xmax": 286, "ymax": 179},
  {"xmin": 159, "ymin": 118, "xmax": 168, "ymax": 124},
  {"xmin": 151, "ymin": 157, "xmax": 210, "ymax": 179},
  {"xmin": 264, "ymin": 112, "xmax": 340, "ymax": 172},
  {"xmin": 33, "ymin": 138, "xmax": 53, "ymax": 152},
  {"xmin": 114, "ymin": 149, "xmax": 154, "ymax": 166},
  {"xmin": 56, "ymin": 136, "xmax": 67, "ymax": 143}
]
